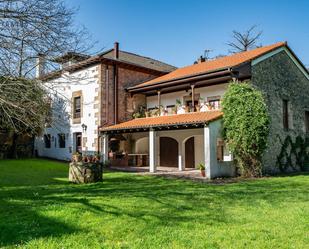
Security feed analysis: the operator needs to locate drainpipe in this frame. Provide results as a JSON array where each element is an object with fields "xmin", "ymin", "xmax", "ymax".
[{"xmin": 113, "ymin": 42, "xmax": 119, "ymax": 124}]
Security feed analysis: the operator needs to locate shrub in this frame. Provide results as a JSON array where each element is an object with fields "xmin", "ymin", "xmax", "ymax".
[{"xmin": 221, "ymin": 82, "xmax": 270, "ymax": 177}]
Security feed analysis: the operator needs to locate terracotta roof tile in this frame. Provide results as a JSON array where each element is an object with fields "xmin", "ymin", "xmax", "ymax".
[
  {"xmin": 101, "ymin": 111, "xmax": 223, "ymax": 132},
  {"xmin": 130, "ymin": 42, "xmax": 286, "ymax": 89}
]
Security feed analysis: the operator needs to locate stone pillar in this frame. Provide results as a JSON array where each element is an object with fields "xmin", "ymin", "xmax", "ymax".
[
  {"xmin": 203, "ymin": 126, "xmax": 211, "ymax": 179},
  {"xmin": 102, "ymin": 133, "xmax": 109, "ymax": 162},
  {"xmin": 149, "ymin": 129, "xmax": 157, "ymax": 173}
]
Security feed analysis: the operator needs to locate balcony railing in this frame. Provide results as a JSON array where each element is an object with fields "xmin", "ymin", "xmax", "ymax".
[{"xmin": 133, "ymin": 101, "xmax": 221, "ymax": 119}]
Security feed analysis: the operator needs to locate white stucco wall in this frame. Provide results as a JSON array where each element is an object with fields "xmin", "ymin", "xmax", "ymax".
[
  {"xmin": 35, "ymin": 64, "xmax": 100, "ymax": 161},
  {"xmin": 206, "ymin": 119, "xmax": 235, "ymax": 178},
  {"xmin": 146, "ymin": 83, "xmax": 229, "ymax": 109}
]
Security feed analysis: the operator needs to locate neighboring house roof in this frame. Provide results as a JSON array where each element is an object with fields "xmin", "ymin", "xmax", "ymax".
[
  {"xmin": 101, "ymin": 111, "xmax": 223, "ymax": 132},
  {"xmin": 128, "ymin": 42, "xmax": 287, "ymax": 90},
  {"xmin": 42, "ymin": 48, "xmax": 176, "ymax": 81},
  {"xmin": 99, "ymin": 49, "xmax": 177, "ymax": 73}
]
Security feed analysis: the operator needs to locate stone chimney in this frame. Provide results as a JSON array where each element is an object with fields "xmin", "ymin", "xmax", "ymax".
[
  {"xmin": 114, "ymin": 42, "xmax": 119, "ymax": 59},
  {"xmin": 36, "ymin": 53, "xmax": 46, "ymax": 78}
]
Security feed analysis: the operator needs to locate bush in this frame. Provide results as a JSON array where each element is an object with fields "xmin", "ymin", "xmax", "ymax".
[{"xmin": 221, "ymin": 82, "xmax": 270, "ymax": 177}]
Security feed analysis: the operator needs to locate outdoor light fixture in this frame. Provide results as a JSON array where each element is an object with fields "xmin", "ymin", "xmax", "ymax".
[{"xmin": 81, "ymin": 123, "xmax": 87, "ymax": 132}]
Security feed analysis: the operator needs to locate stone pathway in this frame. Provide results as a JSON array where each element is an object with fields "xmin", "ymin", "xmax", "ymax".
[{"xmin": 110, "ymin": 166, "xmax": 209, "ymax": 182}]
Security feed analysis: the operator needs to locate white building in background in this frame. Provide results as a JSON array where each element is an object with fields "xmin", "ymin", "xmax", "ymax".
[{"xmin": 35, "ymin": 43, "xmax": 176, "ymax": 161}]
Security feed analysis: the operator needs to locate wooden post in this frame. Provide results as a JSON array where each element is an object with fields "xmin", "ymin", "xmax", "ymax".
[
  {"xmin": 191, "ymin": 85, "xmax": 195, "ymax": 111},
  {"xmin": 157, "ymin": 90, "xmax": 161, "ymax": 113}
]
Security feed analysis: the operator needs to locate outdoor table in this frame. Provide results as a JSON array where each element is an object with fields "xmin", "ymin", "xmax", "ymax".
[{"xmin": 127, "ymin": 153, "xmax": 149, "ymax": 167}]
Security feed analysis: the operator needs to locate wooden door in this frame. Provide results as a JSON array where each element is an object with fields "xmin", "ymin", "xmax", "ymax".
[
  {"xmin": 75, "ymin": 132, "xmax": 82, "ymax": 153},
  {"xmin": 160, "ymin": 137, "xmax": 178, "ymax": 167},
  {"xmin": 185, "ymin": 137, "xmax": 195, "ymax": 168}
]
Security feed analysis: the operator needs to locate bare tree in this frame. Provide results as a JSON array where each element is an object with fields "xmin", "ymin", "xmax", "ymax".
[
  {"xmin": 227, "ymin": 25, "xmax": 262, "ymax": 53},
  {"xmin": 0, "ymin": 0, "xmax": 94, "ymax": 77},
  {"xmin": 0, "ymin": 0, "xmax": 95, "ymax": 157}
]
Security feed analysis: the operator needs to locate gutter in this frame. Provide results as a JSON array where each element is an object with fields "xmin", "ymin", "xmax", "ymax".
[{"xmin": 127, "ymin": 68, "xmax": 233, "ymax": 93}]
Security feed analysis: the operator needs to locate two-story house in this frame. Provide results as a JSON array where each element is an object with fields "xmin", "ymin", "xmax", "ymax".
[
  {"xmin": 101, "ymin": 42, "xmax": 309, "ymax": 178},
  {"xmin": 35, "ymin": 43, "xmax": 176, "ymax": 161}
]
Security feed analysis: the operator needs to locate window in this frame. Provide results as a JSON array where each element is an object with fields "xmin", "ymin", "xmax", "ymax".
[
  {"xmin": 166, "ymin": 105, "xmax": 175, "ymax": 114},
  {"xmin": 207, "ymin": 96, "xmax": 221, "ymax": 110},
  {"xmin": 217, "ymin": 138, "xmax": 224, "ymax": 161},
  {"xmin": 73, "ymin": 96, "xmax": 81, "ymax": 119},
  {"xmin": 44, "ymin": 134, "xmax": 51, "ymax": 148},
  {"xmin": 283, "ymin": 99, "xmax": 289, "ymax": 130},
  {"xmin": 58, "ymin": 133, "xmax": 66, "ymax": 148},
  {"xmin": 217, "ymin": 138, "xmax": 233, "ymax": 162},
  {"xmin": 305, "ymin": 111, "xmax": 309, "ymax": 133},
  {"xmin": 209, "ymin": 99, "xmax": 221, "ymax": 109}
]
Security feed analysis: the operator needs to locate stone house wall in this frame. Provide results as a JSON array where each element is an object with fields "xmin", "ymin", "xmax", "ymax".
[{"xmin": 251, "ymin": 50, "xmax": 309, "ymax": 173}]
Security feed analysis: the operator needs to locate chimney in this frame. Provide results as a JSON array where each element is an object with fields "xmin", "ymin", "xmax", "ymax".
[
  {"xmin": 114, "ymin": 42, "xmax": 119, "ymax": 59},
  {"xmin": 198, "ymin": 55, "xmax": 206, "ymax": 64},
  {"xmin": 36, "ymin": 53, "xmax": 46, "ymax": 78}
]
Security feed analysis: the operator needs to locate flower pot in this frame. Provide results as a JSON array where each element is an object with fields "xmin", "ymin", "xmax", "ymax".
[
  {"xmin": 72, "ymin": 154, "xmax": 82, "ymax": 162},
  {"xmin": 185, "ymin": 106, "xmax": 189, "ymax": 113},
  {"xmin": 195, "ymin": 105, "xmax": 200, "ymax": 112},
  {"xmin": 200, "ymin": 169, "xmax": 206, "ymax": 177}
]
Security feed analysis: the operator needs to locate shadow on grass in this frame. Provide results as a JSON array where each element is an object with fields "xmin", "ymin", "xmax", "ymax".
[
  {"xmin": 0, "ymin": 200, "xmax": 81, "ymax": 247},
  {"xmin": 0, "ymin": 159, "xmax": 308, "ymax": 247}
]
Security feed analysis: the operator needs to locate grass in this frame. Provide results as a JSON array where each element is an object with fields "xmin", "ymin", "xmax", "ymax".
[{"xmin": 0, "ymin": 159, "xmax": 308, "ymax": 249}]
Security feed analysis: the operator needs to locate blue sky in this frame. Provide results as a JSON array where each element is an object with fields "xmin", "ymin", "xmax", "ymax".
[{"xmin": 66, "ymin": 0, "xmax": 309, "ymax": 68}]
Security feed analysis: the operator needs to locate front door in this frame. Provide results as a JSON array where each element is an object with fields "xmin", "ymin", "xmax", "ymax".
[
  {"xmin": 185, "ymin": 137, "xmax": 195, "ymax": 168},
  {"xmin": 75, "ymin": 132, "xmax": 82, "ymax": 153},
  {"xmin": 160, "ymin": 137, "xmax": 178, "ymax": 167}
]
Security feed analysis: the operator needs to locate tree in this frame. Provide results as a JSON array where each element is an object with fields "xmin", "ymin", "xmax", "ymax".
[
  {"xmin": 0, "ymin": 77, "xmax": 49, "ymax": 134},
  {"xmin": 0, "ymin": 0, "xmax": 94, "ymax": 158},
  {"xmin": 227, "ymin": 25, "xmax": 262, "ymax": 53},
  {"xmin": 0, "ymin": 0, "xmax": 93, "ymax": 77},
  {"xmin": 221, "ymin": 82, "xmax": 270, "ymax": 177}
]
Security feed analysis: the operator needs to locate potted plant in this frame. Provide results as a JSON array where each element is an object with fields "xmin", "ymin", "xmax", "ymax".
[
  {"xmin": 171, "ymin": 106, "xmax": 177, "ymax": 114},
  {"xmin": 72, "ymin": 152, "xmax": 82, "ymax": 162},
  {"xmin": 185, "ymin": 105, "xmax": 190, "ymax": 113},
  {"xmin": 197, "ymin": 162, "xmax": 206, "ymax": 177},
  {"xmin": 151, "ymin": 107, "xmax": 159, "ymax": 117},
  {"xmin": 195, "ymin": 104, "xmax": 200, "ymax": 112}
]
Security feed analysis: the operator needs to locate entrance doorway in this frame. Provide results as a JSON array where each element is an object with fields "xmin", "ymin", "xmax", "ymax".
[
  {"xmin": 160, "ymin": 137, "xmax": 178, "ymax": 167},
  {"xmin": 74, "ymin": 132, "xmax": 82, "ymax": 153},
  {"xmin": 185, "ymin": 137, "xmax": 195, "ymax": 168}
]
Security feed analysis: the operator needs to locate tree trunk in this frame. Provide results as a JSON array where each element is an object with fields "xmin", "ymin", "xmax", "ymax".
[{"xmin": 8, "ymin": 133, "xmax": 18, "ymax": 159}]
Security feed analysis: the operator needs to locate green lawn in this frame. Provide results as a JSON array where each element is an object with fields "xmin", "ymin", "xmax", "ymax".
[{"xmin": 0, "ymin": 159, "xmax": 308, "ymax": 249}]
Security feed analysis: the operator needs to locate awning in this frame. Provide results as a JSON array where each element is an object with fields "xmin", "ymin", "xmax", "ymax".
[{"xmin": 100, "ymin": 110, "xmax": 223, "ymax": 133}]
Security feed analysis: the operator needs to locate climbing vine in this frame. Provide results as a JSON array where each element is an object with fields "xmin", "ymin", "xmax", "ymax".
[
  {"xmin": 221, "ymin": 82, "xmax": 270, "ymax": 177},
  {"xmin": 276, "ymin": 135, "xmax": 309, "ymax": 172}
]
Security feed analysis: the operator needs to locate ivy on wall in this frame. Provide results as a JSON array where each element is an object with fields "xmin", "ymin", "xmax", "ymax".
[
  {"xmin": 221, "ymin": 82, "xmax": 270, "ymax": 177},
  {"xmin": 276, "ymin": 135, "xmax": 309, "ymax": 172}
]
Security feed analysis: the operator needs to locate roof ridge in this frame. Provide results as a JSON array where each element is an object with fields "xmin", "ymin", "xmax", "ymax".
[
  {"xmin": 118, "ymin": 49, "xmax": 177, "ymax": 69},
  {"xmin": 129, "ymin": 41, "xmax": 287, "ymax": 89},
  {"xmin": 178, "ymin": 41, "xmax": 286, "ymax": 70}
]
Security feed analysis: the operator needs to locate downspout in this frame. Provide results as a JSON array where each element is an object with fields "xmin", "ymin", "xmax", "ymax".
[
  {"xmin": 113, "ymin": 64, "xmax": 118, "ymax": 124},
  {"xmin": 114, "ymin": 42, "xmax": 119, "ymax": 124}
]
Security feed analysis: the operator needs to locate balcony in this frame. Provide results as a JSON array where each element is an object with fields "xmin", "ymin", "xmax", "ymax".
[{"xmin": 132, "ymin": 99, "xmax": 221, "ymax": 119}]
